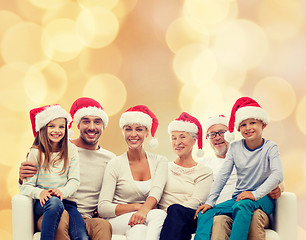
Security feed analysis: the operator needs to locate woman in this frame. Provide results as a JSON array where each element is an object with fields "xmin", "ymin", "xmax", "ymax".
[
  {"xmin": 98, "ymin": 105, "xmax": 168, "ymax": 240},
  {"xmin": 159, "ymin": 112, "xmax": 213, "ymax": 240}
]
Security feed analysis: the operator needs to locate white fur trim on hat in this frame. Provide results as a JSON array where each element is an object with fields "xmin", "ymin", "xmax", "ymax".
[
  {"xmin": 235, "ymin": 106, "xmax": 270, "ymax": 130},
  {"xmin": 119, "ymin": 111, "xmax": 152, "ymax": 129},
  {"xmin": 35, "ymin": 105, "xmax": 72, "ymax": 132},
  {"xmin": 74, "ymin": 106, "xmax": 109, "ymax": 128},
  {"xmin": 168, "ymin": 120, "xmax": 198, "ymax": 134},
  {"xmin": 205, "ymin": 116, "xmax": 228, "ymax": 134}
]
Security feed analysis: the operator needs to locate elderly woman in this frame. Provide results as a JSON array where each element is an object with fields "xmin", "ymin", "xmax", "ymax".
[
  {"xmin": 98, "ymin": 105, "xmax": 168, "ymax": 240},
  {"xmin": 159, "ymin": 112, "xmax": 213, "ymax": 240}
]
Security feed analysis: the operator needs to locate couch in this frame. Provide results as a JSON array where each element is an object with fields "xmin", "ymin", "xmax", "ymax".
[{"xmin": 12, "ymin": 192, "xmax": 297, "ymax": 240}]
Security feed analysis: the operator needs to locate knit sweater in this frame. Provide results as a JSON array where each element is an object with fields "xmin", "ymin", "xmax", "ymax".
[
  {"xmin": 71, "ymin": 146, "xmax": 116, "ymax": 218},
  {"xmin": 158, "ymin": 161, "xmax": 213, "ymax": 210},
  {"xmin": 20, "ymin": 142, "xmax": 80, "ymax": 200},
  {"xmin": 98, "ymin": 151, "xmax": 168, "ymax": 218},
  {"xmin": 206, "ymin": 139, "xmax": 284, "ymax": 207}
]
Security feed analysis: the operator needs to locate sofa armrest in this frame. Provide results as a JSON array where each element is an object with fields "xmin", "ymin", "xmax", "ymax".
[
  {"xmin": 275, "ymin": 192, "xmax": 297, "ymax": 240},
  {"xmin": 12, "ymin": 194, "xmax": 35, "ymax": 240}
]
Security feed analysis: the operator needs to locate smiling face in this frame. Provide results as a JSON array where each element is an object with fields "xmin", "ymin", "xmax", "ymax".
[
  {"xmin": 122, "ymin": 124, "xmax": 149, "ymax": 150},
  {"xmin": 207, "ymin": 124, "xmax": 229, "ymax": 158},
  {"xmin": 239, "ymin": 118, "xmax": 266, "ymax": 143},
  {"xmin": 78, "ymin": 116, "xmax": 103, "ymax": 146},
  {"xmin": 47, "ymin": 118, "xmax": 66, "ymax": 148},
  {"xmin": 171, "ymin": 131, "xmax": 196, "ymax": 158}
]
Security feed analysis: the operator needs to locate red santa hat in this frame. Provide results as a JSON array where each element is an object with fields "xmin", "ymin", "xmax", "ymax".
[
  {"xmin": 205, "ymin": 115, "xmax": 229, "ymax": 136},
  {"xmin": 30, "ymin": 104, "xmax": 72, "ymax": 137},
  {"xmin": 119, "ymin": 105, "xmax": 159, "ymax": 149},
  {"xmin": 168, "ymin": 112, "xmax": 204, "ymax": 157},
  {"xmin": 224, "ymin": 97, "xmax": 270, "ymax": 142},
  {"xmin": 69, "ymin": 97, "xmax": 108, "ymax": 129}
]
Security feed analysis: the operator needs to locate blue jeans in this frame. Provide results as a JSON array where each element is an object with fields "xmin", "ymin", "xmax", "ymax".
[
  {"xmin": 195, "ymin": 195, "xmax": 275, "ymax": 240},
  {"xmin": 34, "ymin": 196, "xmax": 89, "ymax": 240}
]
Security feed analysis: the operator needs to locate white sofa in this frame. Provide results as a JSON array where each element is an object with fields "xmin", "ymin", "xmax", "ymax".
[{"xmin": 12, "ymin": 192, "xmax": 297, "ymax": 240}]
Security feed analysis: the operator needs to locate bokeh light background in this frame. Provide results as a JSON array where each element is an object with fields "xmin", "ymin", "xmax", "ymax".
[{"xmin": 0, "ymin": 0, "xmax": 305, "ymax": 239}]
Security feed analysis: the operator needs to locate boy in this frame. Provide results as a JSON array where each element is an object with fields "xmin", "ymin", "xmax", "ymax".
[{"xmin": 194, "ymin": 97, "xmax": 284, "ymax": 240}]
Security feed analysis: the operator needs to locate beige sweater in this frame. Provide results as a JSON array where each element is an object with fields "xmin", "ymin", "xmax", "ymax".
[
  {"xmin": 98, "ymin": 151, "xmax": 168, "ymax": 218},
  {"xmin": 158, "ymin": 161, "xmax": 213, "ymax": 210}
]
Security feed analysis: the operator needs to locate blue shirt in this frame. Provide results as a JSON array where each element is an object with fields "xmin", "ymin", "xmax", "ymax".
[{"xmin": 206, "ymin": 139, "xmax": 284, "ymax": 207}]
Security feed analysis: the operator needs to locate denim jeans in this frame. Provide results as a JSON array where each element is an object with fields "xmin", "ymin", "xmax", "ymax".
[{"xmin": 34, "ymin": 196, "xmax": 89, "ymax": 240}]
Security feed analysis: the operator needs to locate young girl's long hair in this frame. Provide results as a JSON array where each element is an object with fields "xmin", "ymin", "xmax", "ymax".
[{"xmin": 31, "ymin": 119, "xmax": 69, "ymax": 174}]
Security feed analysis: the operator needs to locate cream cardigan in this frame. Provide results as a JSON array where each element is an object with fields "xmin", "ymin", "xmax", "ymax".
[{"xmin": 98, "ymin": 151, "xmax": 168, "ymax": 218}]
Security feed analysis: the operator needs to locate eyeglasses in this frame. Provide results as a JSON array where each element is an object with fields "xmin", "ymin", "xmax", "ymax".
[{"xmin": 206, "ymin": 130, "xmax": 226, "ymax": 139}]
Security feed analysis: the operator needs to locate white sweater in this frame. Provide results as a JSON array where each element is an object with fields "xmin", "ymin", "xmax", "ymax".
[
  {"xmin": 72, "ymin": 146, "xmax": 116, "ymax": 218},
  {"xmin": 98, "ymin": 151, "xmax": 168, "ymax": 218},
  {"xmin": 158, "ymin": 161, "xmax": 213, "ymax": 210}
]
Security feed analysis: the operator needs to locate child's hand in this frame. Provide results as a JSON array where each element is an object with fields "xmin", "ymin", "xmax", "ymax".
[
  {"xmin": 236, "ymin": 191, "xmax": 255, "ymax": 201},
  {"xmin": 194, "ymin": 204, "xmax": 212, "ymax": 219},
  {"xmin": 49, "ymin": 188, "xmax": 63, "ymax": 201},
  {"xmin": 268, "ymin": 186, "xmax": 281, "ymax": 199},
  {"xmin": 39, "ymin": 190, "xmax": 52, "ymax": 207}
]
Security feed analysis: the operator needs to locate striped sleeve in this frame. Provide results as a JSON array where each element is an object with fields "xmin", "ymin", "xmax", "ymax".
[{"xmin": 19, "ymin": 149, "xmax": 43, "ymax": 199}]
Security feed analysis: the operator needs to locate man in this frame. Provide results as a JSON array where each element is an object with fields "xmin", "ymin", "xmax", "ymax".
[
  {"xmin": 19, "ymin": 97, "xmax": 116, "ymax": 240},
  {"xmin": 200, "ymin": 115, "xmax": 282, "ymax": 240}
]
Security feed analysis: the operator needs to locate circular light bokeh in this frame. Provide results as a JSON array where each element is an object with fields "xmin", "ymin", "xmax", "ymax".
[
  {"xmin": 42, "ymin": 18, "xmax": 84, "ymax": 62},
  {"xmin": 42, "ymin": 1, "xmax": 81, "ymax": 25},
  {"xmin": 258, "ymin": 0, "xmax": 303, "ymax": 42},
  {"xmin": 76, "ymin": 7, "xmax": 119, "ymax": 48},
  {"xmin": 213, "ymin": 19, "xmax": 268, "ymax": 70},
  {"xmin": 1, "ymin": 22, "xmax": 49, "ymax": 65},
  {"xmin": 79, "ymin": 44, "xmax": 122, "ymax": 77},
  {"xmin": 296, "ymin": 95, "xmax": 306, "ymax": 135},
  {"xmin": 183, "ymin": 0, "xmax": 230, "ymax": 26},
  {"xmin": 83, "ymin": 74, "xmax": 127, "ymax": 116},
  {"xmin": 173, "ymin": 44, "xmax": 208, "ymax": 84},
  {"xmin": 36, "ymin": 61, "xmax": 68, "ymax": 103},
  {"xmin": 0, "ymin": 63, "xmax": 40, "ymax": 111},
  {"xmin": 253, "ymin": 76, "xmax": 296, "ymax": 121},
  {"xmin": 192, "ymin": 48, "xmax": 217, "ymax": 87},
  {"xmin": 77, "ymin": 0, "xmax": 119, "ymax": 10},
  {"xmin": 178, "ymin": 84, "xmax": 200, "ymax": 113},
  {"xmin": 166, "ymin": 17, "xmax": 210, "ymax": 54},
  {"xmin": 0, "ymin": 10, "xmax": 22, "ymax": 40},
  {"xmin": 28, "ymin": 0, "xmax": 69, "ymax": 9}
]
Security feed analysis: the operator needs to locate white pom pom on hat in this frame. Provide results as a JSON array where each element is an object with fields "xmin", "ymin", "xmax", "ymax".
[
  {"xmin": 168, "ymin": 112, "xmax": 204, "ymax": 157},
  {"xmin": 119, "ymin": 105, "xmax": 159, "ymax": 148}
]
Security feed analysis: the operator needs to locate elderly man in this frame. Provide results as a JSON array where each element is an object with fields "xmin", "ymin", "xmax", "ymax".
[
  {"xmin": 19, "ymin": 97, "xmax": 116, "ymax": 240},
  {"xmin": 200, "ymin": 115, "xmax": 282, "ymax": 240}
]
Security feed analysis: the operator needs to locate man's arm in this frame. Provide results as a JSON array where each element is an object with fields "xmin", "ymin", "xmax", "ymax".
[{"xmin": 19, "ymin": 161, "xmax": 37, "ymax": 184}]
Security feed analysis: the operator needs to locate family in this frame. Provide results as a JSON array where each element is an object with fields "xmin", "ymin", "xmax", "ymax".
[{"xmin": 18, "ymin": 96, "xmax": 284, "ymax": 240}]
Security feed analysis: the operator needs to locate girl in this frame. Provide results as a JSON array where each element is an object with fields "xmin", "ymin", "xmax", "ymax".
[
  {"xmin": 20, "ymin": 104, "xmax": 89, "ymax": 240},
  {"xmin": 98, "ymin": 105, "xmax": 168, "ymax": 240}
]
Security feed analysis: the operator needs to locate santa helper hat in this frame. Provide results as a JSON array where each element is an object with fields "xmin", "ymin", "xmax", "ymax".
[
  {"xmin": 119, "ymin": 105, "xmax": 159, "ymax": 149},
  {"xmin": 205, "ymin": 115, "xmax": 229, "ymax": 137},
  {"xmin": 30, "ymin": 104, "xmax": 72, "ymax": 137},
  {"xmin": 69, "ymin": 97, "xmax": 109, "ymax": 129},
  {"xmin": 168, "ymin": 112, "xmax": 204, "ymax": 157},
  {"xmin": 224, "ymin": 97, "xmax": 270, "ymax": 142}
]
